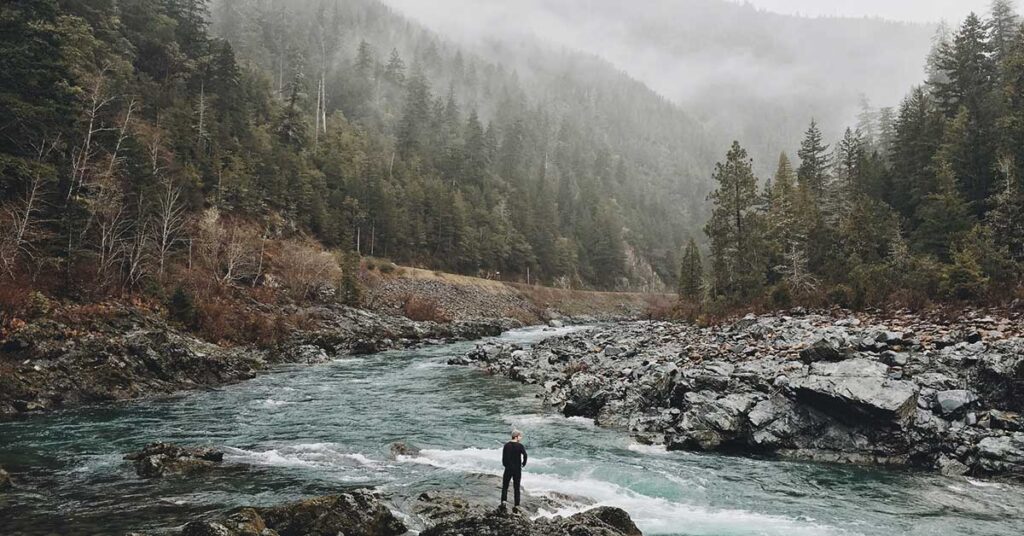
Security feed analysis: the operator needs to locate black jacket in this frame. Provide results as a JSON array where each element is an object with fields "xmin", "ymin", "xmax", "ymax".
[{"xmin": 502, "ymin": 441, "xmax": 527, "ymax": 469}]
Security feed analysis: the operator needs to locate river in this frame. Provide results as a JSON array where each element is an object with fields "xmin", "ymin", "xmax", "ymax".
[{"xmin": 1, "ymin": 325, "xmax": 1023, "ymax": 535}]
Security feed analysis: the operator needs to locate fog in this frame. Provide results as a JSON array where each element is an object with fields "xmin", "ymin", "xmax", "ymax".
[
  {"xmin": 741, "ymin": 0, "xmax": 992, "ymax": 23},
  {"xmin": 378, "ymin": 0, "xmax": 949, "ymax": 170}
]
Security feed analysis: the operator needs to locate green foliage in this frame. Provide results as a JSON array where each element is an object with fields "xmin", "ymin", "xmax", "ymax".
[
  {"xmin": 677, "ymin": 238, "xmax": 703, "ymax": 301},
  {"xmin": 705, "ymin": 142, "xmax": 766, "ymax": 301},
  {"xmin": 941, "ymin": 250, "xmax": 990, "ymax": 301},
  {"xmin": 338, "ymin": 251, "xmax": 363, "ymax": 307},
  {"xmin": 168, "ymin": 287, "xmax": 197, "ymax": 328}
]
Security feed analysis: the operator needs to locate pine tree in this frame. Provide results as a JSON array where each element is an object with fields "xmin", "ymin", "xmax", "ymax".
[
  {"xmin": 931, "ymin": 13, "xmax": 997, "ymax": 117},
  {"xmin": 397, "ymin": 71, "xmax": 432, "ymax": 157},
  {"xmin": 796, "ymin": 120, "xmax": 830, "ymax": 198},
  {"xmin": 890, "ymin": 88, "xmax": 944, "ymax": 219},
  {"xmin": 0, "ymin": 0, "xmax": 75, "ymax": 198},
  {"xmin": 990, "ymin": 0, "xmax": 1020, "ymax": 67},
  {"xmin": 678, "ymin": 238, "xmax": 702, "ymax": 300},
  {"xmin": 911, "ymin": 159, "xmax": 975, "ymax": 261},
  {"xmin": 705, "ymin": 142, "xmax": 766, "ymax": 300},
  {"xmin": 384, "ymin": 48, "xmax": 406, "ymax": 85},
  {"xmin": 356, "ymin": 40, "xmax": 375, "ymax": 76}
]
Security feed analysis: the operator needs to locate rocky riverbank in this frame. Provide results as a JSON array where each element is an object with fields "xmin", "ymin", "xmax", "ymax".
[
  {"xmin": 0, "ymin": 302, "xmax": 518, "ymax": 419},
  {"xmin": 134, "ymin": 490, "xmax": 641, "ymax": 536},
  {"xmin": 110, "ymin": 441, "xmax": 642, "ymax": 536},
  {"xmin": 453, "ymin": 307, "xmax": 1024, "ymax": 479}
]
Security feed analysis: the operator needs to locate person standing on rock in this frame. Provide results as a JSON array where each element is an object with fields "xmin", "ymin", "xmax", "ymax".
[{"xmin": 500, "ymin": 429, "xmax": 528, "ymax": 511}]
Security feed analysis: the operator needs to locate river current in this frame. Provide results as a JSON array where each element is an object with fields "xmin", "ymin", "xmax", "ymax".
[{"xmin": 1, "ymin": 325, "xmax": 1023, "ymax": 535}]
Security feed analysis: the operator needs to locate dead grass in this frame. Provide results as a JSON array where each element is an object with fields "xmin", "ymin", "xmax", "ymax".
[{"xmin": 400, "ymin": 294, "xmax": 450, "ymax": 323}]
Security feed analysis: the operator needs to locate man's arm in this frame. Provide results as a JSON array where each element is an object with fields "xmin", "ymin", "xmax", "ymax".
[{"xmin": 521, "ymin": 444, "xmax": 527, "ymax": 467}]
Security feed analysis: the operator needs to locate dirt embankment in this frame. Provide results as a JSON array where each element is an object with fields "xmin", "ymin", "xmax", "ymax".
[{"xmin": 362, "ymin": 266, "xmax": 670, "ymax": 324}]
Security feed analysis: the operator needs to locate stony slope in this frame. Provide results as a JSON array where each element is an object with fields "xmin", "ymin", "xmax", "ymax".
[{"xmin": 454, "ymin": 306, "xmax": 1024, "ymax": 479}]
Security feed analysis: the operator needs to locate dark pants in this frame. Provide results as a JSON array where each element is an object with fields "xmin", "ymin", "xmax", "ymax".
[{"xmin": 501, "ymin": 467, "xmax": 521, "ymax": 506}]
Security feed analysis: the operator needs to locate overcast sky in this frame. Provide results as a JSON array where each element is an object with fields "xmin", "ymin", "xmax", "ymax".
[{"xmin": 738, "ymin": 0, "xmax": 993, "ymax": 23}]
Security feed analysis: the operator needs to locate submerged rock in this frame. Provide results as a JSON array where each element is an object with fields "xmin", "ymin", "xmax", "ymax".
[
  {"xmin": 0, "ymin": 465, "xmax": 11, "ymax": 490},
  {"xmin": 125, "ymin": 443, "xmax": 224, "ymax": 478}
]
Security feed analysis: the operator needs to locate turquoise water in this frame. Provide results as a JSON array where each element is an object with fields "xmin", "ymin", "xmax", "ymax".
[{"xmin": 1, "ymin": 326, "xmax": 1023, "ymax": 535}]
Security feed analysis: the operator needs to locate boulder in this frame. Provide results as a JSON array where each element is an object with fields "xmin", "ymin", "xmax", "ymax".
[
  {"xmin": 789, "ymin": 359, "xmax": 919, "ymax": 425},
  {"xmin": 0, "ymin": 466, "xmax": 11, "ymax": 490},
  {"xmin": 125, "ymin": 443, "xmax": 225, "ymax": 478},
  {"xmin": 257, "ymin": 491, "xmax": 406, "ymax": 536},
  {"xmin": 933, "ymin": 390, "xmax": 977, "ymax": 416},
  {"xmin": 798, "ymin": 339, "xmax": 846, "ymax": 363},
  {"xmin": 420, "ymin": 505, "xmax": 641, "ymax": 536},
  {"xmin": 389, "ymin": 441, "xmax": 421, "ymax": 458},
  {"xmin": 562, "ymin": 373, "xmax": 609, "ymax": 418}
]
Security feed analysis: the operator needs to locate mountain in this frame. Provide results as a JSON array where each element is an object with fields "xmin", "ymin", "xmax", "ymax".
[{"xmin": 379, "ymin": 0, "xmax": 938, "ymax": 175}]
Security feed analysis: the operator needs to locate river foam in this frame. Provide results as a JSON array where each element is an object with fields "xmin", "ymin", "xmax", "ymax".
[{"xmin": 399, "ymin": 446, "xmax": 853, "ymax": 536}]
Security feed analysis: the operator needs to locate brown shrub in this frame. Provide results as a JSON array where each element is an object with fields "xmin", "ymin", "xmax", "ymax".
[
  {"xmin": 401, "ymin": 294, "xmax": 449, "ymax": 323},
  {"xmin": 274, "ymin": 240, "xmax": 341, "ymax": 301},
  {"xmin": 196, "ymin": 298, "xmax": 238, "ymax": 344},
  {"xmin": 0, "ymin": 279, "xmax": 29, "ymax": 333},
  {"xmin": 643, "ymin": 295, "xmax": 677, "ymax": 320}
]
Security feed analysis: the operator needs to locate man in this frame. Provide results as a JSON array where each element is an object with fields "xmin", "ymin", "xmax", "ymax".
[{"xmin": 500, "ymin": 429, "xmax": 527, "ymax": 510}]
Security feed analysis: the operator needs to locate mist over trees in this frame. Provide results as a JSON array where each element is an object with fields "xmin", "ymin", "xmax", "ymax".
[
  {"xmin": 701, "ymin": 1, "xmax": 1024, "ymax": 308},
  {"xmin": 1, "ymin": 0, "xmax": 1020, "ymax": 316}
]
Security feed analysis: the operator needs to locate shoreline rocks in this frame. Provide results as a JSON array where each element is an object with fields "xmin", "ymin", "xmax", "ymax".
[
  {"xmin": 456, "ymin": 309, "xmax": 1024, "ymax": 479},
  {"xmin": 0, "ymin": 304, "xmax": 519, "ymax": 420},
  {"xmin": 176, "ymin": 491, "xmax": 407, "ymax": 536},
  {"xmin": 420, "ymin": 505, "xmax": 642, "ymax": 536},
  {"xmin": 141, "ymin": 489, "xmax": 641, "ymax": 536}
]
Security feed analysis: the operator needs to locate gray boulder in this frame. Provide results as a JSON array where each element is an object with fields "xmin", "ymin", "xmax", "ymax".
[
  {"xmin": 799, "ymin": 338, "xmax": 847, "ymax": 363},
  {"xmin": 934, "ymin": 390, "xmax": 977, "ymax": 416},
  {"xmin": 789, "ymin": 359, "xmax": 919, "ymax": 425},
  {"xmin": 125, "ymin": 443, "xmax": 225, "ymax": 478}
]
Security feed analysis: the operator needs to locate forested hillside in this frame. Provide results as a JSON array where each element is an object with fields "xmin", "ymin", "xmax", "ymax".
[
  {"xmin": 378, "ymin": 0, "xmax": 938, "ymax": 178},
  {"xmin": 695, "ymin": 3, "xmax": 1024, "ymax": 309},
  {"xmin": 1, "ymin": 0, "xmax": 719, "ymax": 307}
]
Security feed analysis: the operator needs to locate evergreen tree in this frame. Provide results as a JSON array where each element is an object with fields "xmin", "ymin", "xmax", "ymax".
[
  {"xmin": 678, "ymin": 237, "xmax": 703, "ymax": 300},
  {"xmin": 990, "ymin": 0, "xmax": 1020, "ymax": 67},
  {"xmin": 705, "ymin": 142, "xmax": 766, "ymax": 300},
  {"xmin": 796, "ymin": 120, "xmax": 830, "ymax": 198},
  {"xmin": 0, "ymin": 0, "xmax": 75, "ymax": 197},
  {"xmin": 384, "ymin": 48, "xmax": 406, "ymax": 85},
  {"xmin": 889, "ymin": 88, "xmax": 944, "ymax": 219},
  {"xmin": 911, "ymin": 160, "xmax": 975, "ymax": 261}
]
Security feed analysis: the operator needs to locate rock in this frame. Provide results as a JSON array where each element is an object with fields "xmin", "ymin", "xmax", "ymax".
[
  {"xmin": 548, "ymin": 319, "xmax": 565, "ymax": 328},
  {"xmin": 125, "ymin": 443, "xmax": 224, "ymax": 478},
  {"xmin": 257, "ymin": 491, "xmax": 406, "ymax": 536},
  {"xmin": 0, "ymin": 466, "xmax": 11, "ymax": 490},
  {"xmin": 975, "ymin": 433, "xmax": 1024, "ymax": 475},
  {"xmin": 182, "ymin": 522, "xmax": 235, "ymax": 536},
  {"xmin": 987, "ymin": 410, "xmax": 1022, "ymax": 431},
  {"xmin": 799, "ymin": 339, "xmax": 846, "ymax": 363},
  {"xmin": 937, "ymin": 455, "xmax": 970, "ymax": 476},
  {"xmin": 562, "ymin": 373, "xmax": 609, "ymax": 418},
  {"xmin": 934, "ymin": 390, "xmax": 977, "ymax": 416},
  {"xmin": 389, "ymin": 441, "xmax": 421, "ymax": 458},
  {"xmin": 173, "ymin": 493, "xmax": 403, "ymax": 536},
  {"xmin": 789, "ymin": 359, "xmax": 919, "ymax": 425},
  {"xmin": 420, "ymin": 505, "xmax": 641, "ymax": 536}
]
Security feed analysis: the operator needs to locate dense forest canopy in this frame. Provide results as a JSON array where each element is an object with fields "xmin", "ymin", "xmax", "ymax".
[
  {"xmin": 0, "ymin": 0, "xmax": 1020, "ymax": 311},
  {"xmin": 703, "ymin": 1, "xmax": 1024, "ymax": 308}
]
